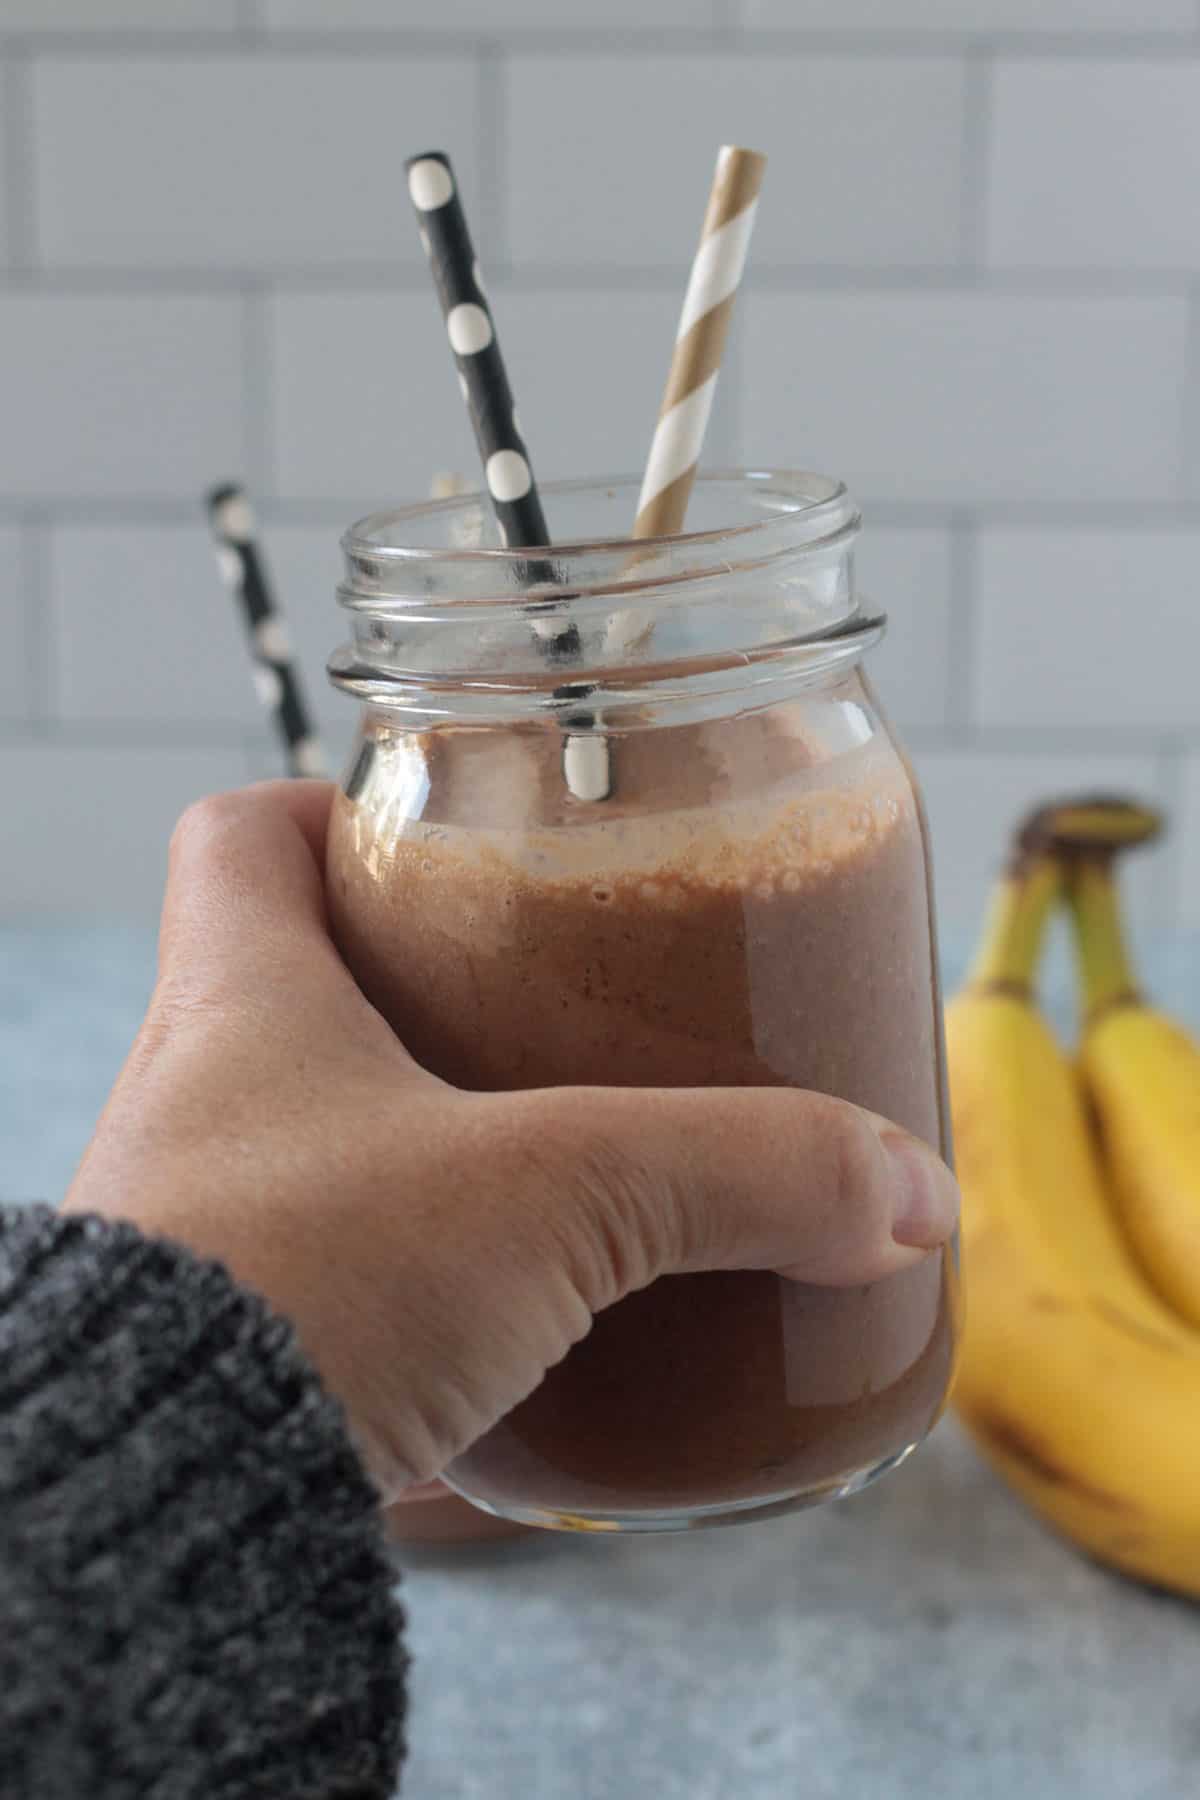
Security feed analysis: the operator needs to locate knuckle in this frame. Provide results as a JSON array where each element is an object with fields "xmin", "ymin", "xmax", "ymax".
[
  {"xmin": 501, "ymin": 1090, "xmax": 667, "ymax": 1309},
  {"xmin": 800, "ymin": 1095, "xmax": 893, "ymax": 1270},
  {"xmin": 572, "ymin": 1131, "xmax": 663, "ymax": 1298},
  {"xmin": 168, "ymin": 790, "xmax": 246, "ymax": 866},
  {"xmin": 821, "ymin": 1099, "xmax": 882, "ymax": 1204},
  {"xmin": 148, "ymin": 966, "xmax": 229, "ymax": 1036}
]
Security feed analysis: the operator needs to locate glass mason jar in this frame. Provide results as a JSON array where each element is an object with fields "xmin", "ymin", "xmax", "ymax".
[{"xmin": 326, "ymin": 471, "xmax": 961, "ymax": 1535}]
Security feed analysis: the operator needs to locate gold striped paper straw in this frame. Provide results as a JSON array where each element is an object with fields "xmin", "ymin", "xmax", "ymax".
[{"xmin": 633, "ymin": 145, "xmax": 766, "ymax": 540}]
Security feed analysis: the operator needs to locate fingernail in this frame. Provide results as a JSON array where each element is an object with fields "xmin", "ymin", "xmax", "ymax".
[{"xmin": 881, "ymin": 1131, "xmax": 959, "ymax": 1249}]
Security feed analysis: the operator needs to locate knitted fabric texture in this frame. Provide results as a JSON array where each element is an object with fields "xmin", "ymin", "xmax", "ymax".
[{"xmin": 0, "ymin": 1205, "xmax": 407, "ymax": 1799}]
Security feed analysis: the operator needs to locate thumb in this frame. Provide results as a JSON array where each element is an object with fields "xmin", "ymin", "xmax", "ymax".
[{"xmin": 527, "ymin": 1084, "xmax": 958, "ymax": 1304}]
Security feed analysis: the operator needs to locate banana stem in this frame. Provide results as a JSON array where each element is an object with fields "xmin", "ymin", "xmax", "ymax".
[
  {"xmin": 967, "ymin": 855, "xmax": 1060, "ymax": 994},
  {"xmin": 1065, "ymin": 856, "xmax": 1142, "ymax": 1021}
]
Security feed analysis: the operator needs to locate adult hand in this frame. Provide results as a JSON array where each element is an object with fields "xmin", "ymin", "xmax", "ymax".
[{"xmin": 66, "ymin": 782, "xmax": 958, "ymax": 1503}]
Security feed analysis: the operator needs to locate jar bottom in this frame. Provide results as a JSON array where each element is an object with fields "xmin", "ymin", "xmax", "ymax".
[
  {"xmin": 443, "ymin": 1441, "xmax": 920, "ymax": 1535},
  {"xmin": 382, "ymin": 1493, "xmax": 532, "ymax": 1546}
]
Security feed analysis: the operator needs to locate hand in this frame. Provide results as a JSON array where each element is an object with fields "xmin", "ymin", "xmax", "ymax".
[{"xmin": 65, "ymin": 782, "xmax": 958, "ymax": 1503}]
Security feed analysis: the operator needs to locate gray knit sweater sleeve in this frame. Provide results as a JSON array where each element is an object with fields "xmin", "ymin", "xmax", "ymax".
[{"xmin": 0, "ymin": 1204, "xmax": 407, "ymax": 1799}]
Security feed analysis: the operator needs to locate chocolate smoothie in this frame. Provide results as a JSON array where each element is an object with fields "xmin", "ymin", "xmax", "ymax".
[{"xmin": 327, "ymin": 700, "xmax": 959, "ymax": 1523}]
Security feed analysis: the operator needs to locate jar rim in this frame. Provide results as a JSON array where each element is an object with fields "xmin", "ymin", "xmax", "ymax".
[
  {"xmin": 330, "ymin": 469, "xmax": 881, "ymax": 722},
  {"xmin": 340, "ymin": 469, "xmax": 859, "ymax": 605}
]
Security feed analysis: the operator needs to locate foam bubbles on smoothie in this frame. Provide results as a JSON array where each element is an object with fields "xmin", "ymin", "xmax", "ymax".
[{"xmin": 338, "ymin": 724, "xmax": 918, "ymax": 910}]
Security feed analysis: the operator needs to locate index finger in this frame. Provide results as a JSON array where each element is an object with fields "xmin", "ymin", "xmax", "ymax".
[{"xmin": 157, "ymin": 779, "xmax": 340, "ymax": 990}]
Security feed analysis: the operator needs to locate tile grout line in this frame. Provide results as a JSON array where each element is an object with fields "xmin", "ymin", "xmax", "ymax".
[
  {"xmin": 12, "ymin": 496, "xmax": 1200, "ymax": 527},
  {"xmin": 20, "ymin": 509, "xmax": 52, "ymax": 735},
  {"xmin": 725, "ymin": 306, "xmax": 744, "ymax": 469},
  {"xmin": 0, "ymin": 31, "xmax": 273, "ymax": 58},
  {"xmin": 4, "ymin": 27, "xmax": 1200, "ymax": 58},
  {"xmin": 1, "ymin": 43, "xmax": 35, "ymax": 277},
  {"xmin": 240, "ymin": 280, "xmax": 272, "ymax": 501},
  {"xmin": 474, "ymin": 38, "xmax": 510, "ymax": 280},
  {"xmin": 903, "ymin": 723, "xmax": 1198, "ymax": 757},
  {"xmin": 740, "ymin": 27, "xmax": 1200, "ymax": 58},
  {"xmin": 0, "ymin": 720, "xmax": 272, "ymax": 753},
  {"xmin": 475, "ymin": 38, "xmax": 508, "ymax": 277},
  {"xmin": 3, "ymin": 265, "xmax": 1195, "ymax": 296},
  {"xmin": 959, "ymin": 44, "xmax": 992, "ymax": 277},
  {"xmin": 710, "ymin": 0, "xmax": 741, "ymax": 39},
  {"xmin": 1176, "ymin": 279, "xmax": 1200, "ymax": 501},
  {"xmin": 2, "ymin": 715, "xmax": 1186, "ymax": 757},
  {"xmin": 243, "ymin": 724, "xmax": 273, "ymax": 783},
  {"xmin": 1154, "ymin": 741, "xmax": 1187, "ymax": 933},
  {"xmin": 944, "ymin": 510, "xmax": 978, "ymax": 745}
]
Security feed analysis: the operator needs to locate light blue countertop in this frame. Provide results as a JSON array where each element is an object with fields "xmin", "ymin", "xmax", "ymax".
[{"xmin": 2, "ymin": 926, "xmax": 1199, "ymax": 1800}]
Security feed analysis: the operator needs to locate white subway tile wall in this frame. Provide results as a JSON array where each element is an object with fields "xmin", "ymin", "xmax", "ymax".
[
  {"xmin": 742, "ymin": 293, "xmax": 1187, "ymax": 504},
  {"xmin": 915, "ymin": 747, "xmax": 1170, "ymax": 938},
  {"xmin": 269, "ymin": 291, "xmax": 480, "ymax": 506},
  {"xmin": 265, "ymin": 0, "xmax": 721, "ymax": 25},
  {"xmin": 0, "ymin": 79, "xmax": 8, "ymax": 266},
  {"xmin": 853, "ymin": 526, "xmax": 953, "ymax": 733},
  {"xmin": 0, "ymin": 527, "xmax": 29, "ymax": 721},
  {"xmin": 49, "ymin": 523, "xmax": 276, "ymax": 728},
  {"xmin": 1181, "ymin": 757, "xmax": 1200, "ymax": 932},
  {"xmin": 505, "ymin": 57, "xmax": 968, "ymax": 269},
  {"xmin": 988, "ymin": 62, "xmax": 1200, "ymax": 272},
  {"xmin": 974, "ymin": 528, "xmax": 1200, "ymax": 734},
  {"xmin": 33, "ymin": 57, "xmax": 483, "ymax": 272},
  {"xmin": 257, "ymin": 523, "xmax": 361, "ymax": 768},
  {"xmin": 0, "ymin": 744, "xmax": 254, "ymax": 918},
  {"xmin": 46, "ymin": 520, "xmax": 353, "ymax": 772},
  {"xmin": 739, "ymin": 1, "xmax": 1195, "ymax": 26},
  {"xmin": 0, "ymin": 295, "xmax": 243, "ymax": 498},
  {"xmin": 268, "ymin": 288, "xmax": 736, "ymax": 504},
  {"xmin": 0, "ymin": 8, "xmax": 1197, "ymax": 933},
  {"xmin": 0, "ymin": 2, "xmax": 239, "ymax": 28}
]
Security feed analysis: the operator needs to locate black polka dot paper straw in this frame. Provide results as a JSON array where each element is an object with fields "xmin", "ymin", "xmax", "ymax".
[
  {"xmin": 406, "ymin": 149, "xmax": 608, "ymax": 799},
  {"xmin": 206, "ymin": 484, "xmax": 327, "ymax": 780},
  {"xmin": 407, "ymin": 152, "xmax": 549, "ymax": 551}
]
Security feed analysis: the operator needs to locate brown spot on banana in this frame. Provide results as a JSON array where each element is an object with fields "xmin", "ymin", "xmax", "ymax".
[
  {"xmin": 1029, "ymin": 1292, "xmax": 1071, "ymax": 1314},
  {"xmin": 1102, "ymin": 1532, "xmax": 1148, "ymax": 1558},
  {"xmin": 1089, "ymin": 1297, "xmax": 1184, "ymax": 1356}
]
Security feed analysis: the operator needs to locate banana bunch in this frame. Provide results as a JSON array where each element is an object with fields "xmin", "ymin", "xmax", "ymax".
[{"xmin": 946, "ymin": 797, "xmax": 1200, "ymax": 1597}]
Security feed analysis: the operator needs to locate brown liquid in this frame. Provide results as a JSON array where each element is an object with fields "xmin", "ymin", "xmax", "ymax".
[{"xmin": 328, "ymin": 719, "xmax": 959, "ymax": 1522}]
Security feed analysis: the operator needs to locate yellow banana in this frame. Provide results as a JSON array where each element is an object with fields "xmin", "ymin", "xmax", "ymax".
[
  {"xmin": 1054, "ymin": 800, "xmax": 1200, "ymax": 1331},
  {"xmin": 947, "ymin": 848, "xmax": 1200, "ymax": 1598}
]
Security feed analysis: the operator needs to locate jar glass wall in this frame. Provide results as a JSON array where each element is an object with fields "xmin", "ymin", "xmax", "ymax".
[{"xmin": 326, "ymin": 472, "xmax": 961, "ymax": 1534}]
